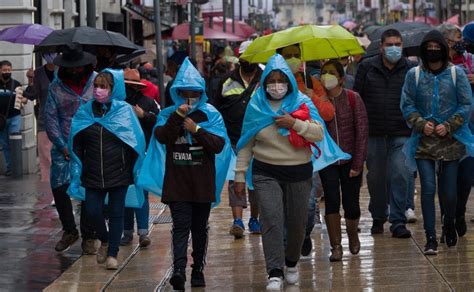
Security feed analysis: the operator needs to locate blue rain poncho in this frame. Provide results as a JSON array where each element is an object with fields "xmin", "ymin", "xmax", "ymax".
[
  {"xmin": 236, "ymin": 54, "xmax": 351, "ymax": 188},
  {"xmin": 401, "ymin": 65, "xmax": 474, "ymax": 171},
  {"xmin": 67, "ymin": 69, "xmax": 147, "ymax": 208},
  {"xmin": 137, "ymin": 58, "xmax": 233, "ymax": 207},
  {"xmin": 45, "ymin": 70, "xmax": 97, "ymax": 189}
]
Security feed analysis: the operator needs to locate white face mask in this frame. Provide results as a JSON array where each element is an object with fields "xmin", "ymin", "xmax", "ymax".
[
  {"xmin": 320, "ymin": 73, "xmax": 339, "ymax": 90},
  {"xmin": 266, "ymin": 83, "xmax": 288, "ymax": 100},
  {"xmin": 286, "ymin": 57, "xmax": 302, "ymax": 74}
]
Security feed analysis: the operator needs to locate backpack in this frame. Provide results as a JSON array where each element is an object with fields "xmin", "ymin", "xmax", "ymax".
[{"xmin": 414, "ymin": 65, "xmax": 456, "ymax": 87}]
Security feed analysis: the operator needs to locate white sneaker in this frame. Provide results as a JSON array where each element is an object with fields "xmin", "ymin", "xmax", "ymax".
[
  {"xmin": 405, "ymin": 208, "xmax": 417, "ymax": 223},
  {"xmin": 266, "ymin": 277, "xmax": 283, "ymax": 290},
  {"xmin": 285, "ymin": 266, "xmax": 299, "ymax": 285}
]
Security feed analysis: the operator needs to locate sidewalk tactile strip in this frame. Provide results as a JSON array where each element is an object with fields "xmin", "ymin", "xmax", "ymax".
[
  {"xmin": 150, "ymin": 215, "xmax": 173, "ymax": 224},
  {"xmin": 150, "ymin": 203, "xmax": 167, "ymax": 210}
]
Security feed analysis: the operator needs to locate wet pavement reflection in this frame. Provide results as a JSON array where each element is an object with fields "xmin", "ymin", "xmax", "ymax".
[
  {"xmin": 0, "ymin": 175, "xmax": 82, "ymax": 291},
  {"xmin": 3, "ymin": 174, "xmax": 474, "ymax": 291}
]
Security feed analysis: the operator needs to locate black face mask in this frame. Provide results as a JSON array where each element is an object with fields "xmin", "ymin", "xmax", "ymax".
[
  {"xmin": 240, "ymin": 62, "xmax": 258, "ymax": 73},
  {"xmin": 61, "ymin": 69, "xmax": 84, "ymax": 84},
  {"xmin": 2, "ymin": 73, "xmax": 11, "ymax": 80},
  {"xmin": 452, "ymin": 42, "xmax": 466, "ymax": 55},
  {"xmin": 465, "ymin": 42, "xmax": 474, "ymax": 54},
  {"xmin": 426, "ymin": 49, "xmax": 443, "ymax": 63}
]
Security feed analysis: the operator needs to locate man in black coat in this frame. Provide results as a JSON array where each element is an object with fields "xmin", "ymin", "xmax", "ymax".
[{"xmin": 353, "ymin": 29, "xmax": 416, "ymax": 238}]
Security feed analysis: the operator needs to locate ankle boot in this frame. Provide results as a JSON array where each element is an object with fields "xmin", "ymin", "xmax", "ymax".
[
  {"xmin": 325, "ymin": 213, "xmax": 342, "ymax": 262},
  {"xmin": 346, "ymin": 218, "xmax": 360, "ymax": 255},
  {"xmin": 191, "ymin": 265, "xmax": 206, "ymax": 287}
]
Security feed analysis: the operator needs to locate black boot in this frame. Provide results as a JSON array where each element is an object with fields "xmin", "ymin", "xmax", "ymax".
[
  {"xmin": 455, "ymin": 216, "xmax": 467, "ymax": 237},
  {"xmin": 170, "ymin": 269, "xmax": 186, "ymax": 291},
  {"xmin": 190, "ymin": 265, "xmax": 206, "ymax": 287}
]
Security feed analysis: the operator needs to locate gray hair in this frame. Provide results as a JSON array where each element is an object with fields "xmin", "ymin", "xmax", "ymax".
[{"xmin": 437, "ymin": 24, "xmax": 461, "ymax": 41}]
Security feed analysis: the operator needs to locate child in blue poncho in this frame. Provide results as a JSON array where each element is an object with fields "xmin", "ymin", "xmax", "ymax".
[
  {"xmin": 70, "ymin": 71, "xmax": 146, "ymax": 270},
  {"xmin": 139, "ymin": 58, "xmax": 231, "ymax": 290}
]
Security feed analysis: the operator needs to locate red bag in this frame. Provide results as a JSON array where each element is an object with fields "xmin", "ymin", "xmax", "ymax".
[{"xmin": 288, "ymin": 103, "xmax": 321, "ymax": 158}]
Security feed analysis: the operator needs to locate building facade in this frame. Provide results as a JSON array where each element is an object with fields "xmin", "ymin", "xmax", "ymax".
[{"xmin": 0, "ymin": 0, "xmax": 123, "ymax": 174}]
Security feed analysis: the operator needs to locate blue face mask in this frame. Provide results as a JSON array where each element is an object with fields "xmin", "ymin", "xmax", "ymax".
[{"xmin": 384, "ymin": 46, "xmax": 402, "ymax": 64}]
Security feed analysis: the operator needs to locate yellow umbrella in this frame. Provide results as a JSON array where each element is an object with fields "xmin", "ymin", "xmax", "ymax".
[{"xmin": 240, "ymin": 25, "xmax": 365, "ymax": 63}]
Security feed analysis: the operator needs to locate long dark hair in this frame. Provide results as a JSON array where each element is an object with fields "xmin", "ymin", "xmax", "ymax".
[{"xmin": 321, "ymin": 59, "xmax": 345, "ymax": 78}]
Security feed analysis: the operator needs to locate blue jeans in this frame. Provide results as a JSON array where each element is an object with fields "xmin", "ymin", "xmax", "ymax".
[
  {"xmin": 0, "ymin": 115, "xmax": 21, "ymax": 171},
  {"xmin": 417, "ymin": 159, "xmax": 458, "ymax": 238},
  {"xmin": 85, "ymin": 186, "xmax": 128, "ymax": 257},
  {"xmin": 305, "ymin": 172, "xmax": 320, "ymax": 239},
  {"xmin": 406, "ymin": 172, "xmax": 416, "ymax": 210},
  {"xmin": 124, "ymin": 191, "xmax": 149, "ymax": 235},
  {"xmin": 366, "ymin": 136, "xmax": 414, "ymax": 231}
]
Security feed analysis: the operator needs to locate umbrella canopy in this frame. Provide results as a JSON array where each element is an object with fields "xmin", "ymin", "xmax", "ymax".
[
  {"xmin": 35, "ymin": 26, "xmax": 140, "ymax": 54},
  {"xmin": 445, "ymin": 14, "xmax": 459, "ymax": 26},
  {"xmin": 208, "ymin": 17, "xmax": 256, "ymax": 38},
  {"xmin": 115, "ymin": 48, "xmax": 147, "ymax": 65},
  {"xmin": 342, "ymin": 20, "xmax": 358, "ymax": 31},
  {"xmin": 369, "ymin": 22, "xmax": 431, "ymax": 41},
  {"xmin": 172, "ymin": 23, "xmax": 244, "ymax": 41},
  {"xmin": 0, "ymin": 24, "xmax": 53, "ymax": 45},
  {"xmin": 363, "ymin": 25, "xmax": 381, "ymax": 36},
  {"xmin": 365, "ymin": 29, "xmax": 430, "ymax": 57},
  {"xmin": 240, "ymin": 25, "xmax": 365, "ymax": 63}
]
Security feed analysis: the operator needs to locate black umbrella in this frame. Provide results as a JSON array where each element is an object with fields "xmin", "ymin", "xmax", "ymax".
[
  {"xmin": 35, "ymin": 26, "xmax": 141, "ymax": 54},
  {"xmin": 115, "ymin": 49, "xmax": 147, "ymax": 65},
  {"xmin": 365, "ymin": 29, "xmax": 430, "ymax": 57},
  {"xmin": 368, "ymin": 22, "xmax": 431, "ymax": 41},
  {"xmin": 362, "ymin": 25, "xmax": 381, "ymax": 36}
]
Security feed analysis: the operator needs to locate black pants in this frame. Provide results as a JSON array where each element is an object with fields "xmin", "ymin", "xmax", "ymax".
[
  {"xmin": 319, "ymin": 163, "xmax": 362, "ymax": 219},
  {"xmin": 456, "ymin": 157, "xmax": 474, "ymax": 218},
  {"xmin": 169, "ymin": 202, "xmax": 211, "ymax": 271},
  {"xmin": 52, "ymin": 184, "xmax": 96, "ymax": 239}
]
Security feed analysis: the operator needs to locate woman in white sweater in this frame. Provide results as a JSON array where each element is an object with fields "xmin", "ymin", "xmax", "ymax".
[{"xmin": 234, "ymin": 54, "xmax": 324, "ymax": 290}]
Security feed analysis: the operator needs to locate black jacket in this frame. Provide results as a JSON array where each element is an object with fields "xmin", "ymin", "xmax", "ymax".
[
  {"xmin": 212, "ymin": 67, "xmax": 262, "ymax": 145},
  {"xmin": 154, "ymin": 110, "xmax": 225, "ymax": 203},
  {"xmin": 73, "ymin": 101, "xmax": 137, "ymax": 189},
  {"xmin": 125, "ymin": 91, "xmax": 160, "ymax": 146},
  {"xmin": 353, "ymin": 55, "xmax": 416, "ymax": 136},
  {"xmin": 0, "ymin": 78, "xmax": 21, "ymax": 118}
]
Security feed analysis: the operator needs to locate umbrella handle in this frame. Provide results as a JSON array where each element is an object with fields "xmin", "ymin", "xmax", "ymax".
[
  {"xmin": 300, "ymin": 43, "xmax": 309, "ymax": 88},
  {"xmin": 303, "ymin": 61, "xmax": 308, "ymax": 88}
]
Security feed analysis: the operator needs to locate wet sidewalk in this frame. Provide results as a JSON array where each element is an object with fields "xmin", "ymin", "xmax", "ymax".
[
  {"xmin": 2, "ymin": 174, "xmax": 474, "ymax": 291},
  {"xmin": 0, "ymin": 175, "xmax": 81, "ymax": 291}
]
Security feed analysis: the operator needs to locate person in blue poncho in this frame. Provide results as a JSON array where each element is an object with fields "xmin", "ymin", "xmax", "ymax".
[
  {"xmin": 138, "ymin": 58, "xmax": 231, "ymax": 290},
  {"xmin": 401, "ymin": 30, "xmax": 474, "ymax": 256},
  {"xmin": 234, "ymin": 54, "xmax": 348, "ymax": 290},
  {"xmin": 44, "ymin": 43, "xmax": 98, "ymax": 254},
  {"xmin": 69, "ymin": 70, "xmax": 146, "ymax": 270}
]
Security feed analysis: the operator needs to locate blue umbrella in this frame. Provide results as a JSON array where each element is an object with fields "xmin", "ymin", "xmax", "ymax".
[{"xmin": 0, "ymin": 24, "xmax": 53, "ymax": 45}]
